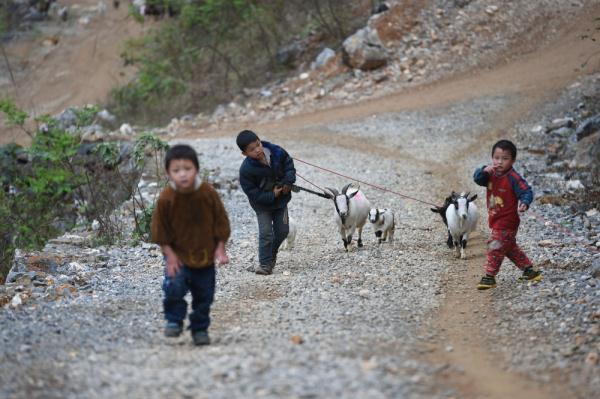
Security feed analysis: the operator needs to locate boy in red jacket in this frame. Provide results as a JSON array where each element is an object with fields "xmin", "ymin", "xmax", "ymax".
[{"xmin": 473, "ymin": 139, "xmax": 541, "ymax": 290}]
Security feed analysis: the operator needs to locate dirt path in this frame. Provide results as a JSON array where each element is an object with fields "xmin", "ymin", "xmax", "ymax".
[
  {"xmin": 178, "ymin": 8, "xmax": 600, "ymax": 398},
  {"xmin": 2, "ymin": 3, "xmax": 599, "ymax": 397}
]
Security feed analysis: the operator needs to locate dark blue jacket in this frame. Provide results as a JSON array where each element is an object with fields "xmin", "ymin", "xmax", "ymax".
[{"xmin": 239, "ymin": 141, "xmax": 296, "ymax": 211}]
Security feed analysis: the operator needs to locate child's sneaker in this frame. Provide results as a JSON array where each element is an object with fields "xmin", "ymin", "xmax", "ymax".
[
  {"xmin": 519, "ymin": 266, "xmax": 542, "ymax": 282},
  {"xmin": 255, "ymin": 265, "xmax": 271, "ymax": 275},
  {"xmin": 164, "ymin": 321, "xmax": 183, "ymax": 337},
  {"xmin": 477, "ymin": 275, "xmax": 497, "ymax": 290},
  {"xmin": 192, "ymin": 330, "xmax": 210, "ymax": 346}
]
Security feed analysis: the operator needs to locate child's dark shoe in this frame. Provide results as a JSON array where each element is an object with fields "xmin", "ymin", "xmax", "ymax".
[
  {"xmin": 519, "ymin": 266, "xmax": 542, "ymax": 282},
  {"xmin": 192, "ymin": 330, "xmax": 210, "ymax": 346},
  {"xmin": 255, "ymin": 265, "xmax": 272, "ymax": 275},
  {"xmin": 477, "ymin": 275, "xmax": 497, "ymax": 290},
  {"xmin": 164, "ymin": 321, "xmax": 183, "ymax": 337}
]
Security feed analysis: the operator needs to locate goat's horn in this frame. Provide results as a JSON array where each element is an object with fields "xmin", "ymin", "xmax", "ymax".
[
  {"xmin": 324, "ymin": 187, "xmax": 339, "ymax": 197},
  {"xmin": 341, "ymin": 183, "xmax": 352, "ymax": 194}
]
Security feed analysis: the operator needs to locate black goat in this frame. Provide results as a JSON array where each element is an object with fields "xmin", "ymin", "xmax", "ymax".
[{"xmin": 430, "ymin": 194, "xmax": 455, "ymax": 248}]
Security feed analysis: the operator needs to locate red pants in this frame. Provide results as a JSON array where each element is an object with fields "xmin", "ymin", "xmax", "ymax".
[{"xmin": 485, "ymin": 229, "xmax": 532, "ymax": 276}]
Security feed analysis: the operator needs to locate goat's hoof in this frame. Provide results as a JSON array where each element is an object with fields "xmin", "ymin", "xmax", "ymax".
[{"xmin": 461, "ymin": 254, "xmax": 467, "ymax": 259}]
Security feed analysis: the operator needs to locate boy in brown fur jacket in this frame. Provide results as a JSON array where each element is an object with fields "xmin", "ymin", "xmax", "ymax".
[{"xmin": 151, "ymin": 144, "xmax": 230, "ymax": 345}]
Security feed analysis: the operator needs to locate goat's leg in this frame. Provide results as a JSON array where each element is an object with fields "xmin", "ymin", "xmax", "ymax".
[
  {"xmin": 451, "ymin": 234, "xmax": 460, "ymax": 258},
  {"xmin": 446, "ymin": 231, "xmax": 454, "ymax": 249},
  {"xmin": 460, "ymin": 234, "xmax": 469, "ymax": 259},
  {"xmin": 356, "ymin": 226, "xmax": 363, "ymax": 247},
  {"xmin": 340, "ymin": 227, "xmax": 349, "ymax": 252},
  {"xmin": 389, "ymin": 228, "xmax": 395, "ymax": 247}
]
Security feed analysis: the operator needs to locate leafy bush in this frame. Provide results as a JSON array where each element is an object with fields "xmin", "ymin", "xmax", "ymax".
[
  {"xmin": 0, "ymin": 100, "xmax": 169, "ymax": 281},
  {"xmin": 109, "ymin": 0, "xmax": 371, "ymax": 125},
  {"xmin": 0, "ymin": 103, "xmax": 82, "ymax": 281}
]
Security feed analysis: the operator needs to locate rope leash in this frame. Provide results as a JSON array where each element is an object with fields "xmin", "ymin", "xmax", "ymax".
[
  {"xmin": 528, "ymin": 209, "xmax": 599, "ymax": 253},
  {"xmin": 293, "ymin": 157, "xmax": 439, "ymax": 208}
]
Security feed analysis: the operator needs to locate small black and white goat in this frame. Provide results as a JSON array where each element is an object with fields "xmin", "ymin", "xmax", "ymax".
[
  {"xmin": 368, "ymin": 208, "xmax": 395, "ymax": 245},
  {"xmin": 443, "ymin": 192, "xmax": 478, "ymax": 259},
  {"xmin": 324, "ymin": 183, "xmax": 371, "ymax": 251},
  {"xmin": 430, "ymin": 194, "xmax": 455, "ymax": 248}
]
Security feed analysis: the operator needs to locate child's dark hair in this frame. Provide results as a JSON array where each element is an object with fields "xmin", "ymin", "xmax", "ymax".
[
  {"xmin": 165, "ymin": 144, "xmax": 199, "ymax": 171},
  {"xmin": 492, "ymin": 139, "xmax": 517, "ymax": 159},
  {"xmin": 236, "ymin": 129, "xmax": 260, "ymax": 151}
]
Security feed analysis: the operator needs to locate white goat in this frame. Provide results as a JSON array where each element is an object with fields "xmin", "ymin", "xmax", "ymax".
[
  {"xmin": 281, "ymin": 217, "xmax": 296, "ymax": 251},
  {"xmin": 324, "ymin": 183, "xmax": 371, "ymax": 251},
  {"xmin": 445, "ymin": 191, "xmax": 478, "ymax": 259},
  {"xmin": 368, "ymin": 208, "xmax": 395, "ymax": 245}
]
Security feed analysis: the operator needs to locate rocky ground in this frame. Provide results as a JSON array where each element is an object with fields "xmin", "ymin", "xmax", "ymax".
[
  {"xmin": 2, "ymin": 76, "xmax": 599, "ymax": 397},
  {"xmin": 480, "ymin": 73, "xmax": 600, "ymax": 397},
  {"xmin": 0, "ymin": 135, "xmax": 452, "ymax": 398},
  {"xmin": 1, "ymin": 0, "xmax": 599, "ymax": 398}
]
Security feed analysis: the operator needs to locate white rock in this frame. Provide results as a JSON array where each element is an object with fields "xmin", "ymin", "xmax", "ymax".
[
  {"xmin": 68, "ymin": 262, "xmax": 84, "ymax": 272},
  {"xmin": 299, "ymin": 72, "xmax": 310, "ymax": 80},
  {"xmin": 11, "ymin": 293, "xmax": 22, "ymax": 308},
  {"xmin": 585, "ymin": 209, "xmax": 598, "ymax": 217},
  {"xmin": 531, "ymin": 125, "xmax": 544, "ymax": 133},
  {"xmin": 119, "ymin": 123, "xmax": 133, "ymax": 135},
  {"xmin": 566, "ymin": 180, "xmax": 585, "ymax": 191},
  {"xmin": 485, "ymin": 5, "xmax": 498, "ymax": 15},
  {"xmin": 97, "ymin": 109, "xmax": 116, "ymax": 123}
]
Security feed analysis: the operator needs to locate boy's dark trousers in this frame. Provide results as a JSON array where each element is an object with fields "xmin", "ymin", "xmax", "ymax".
[
  {"xmin": 162, "ymin": 264, "xmax": 215, "ymax": 332},
  {"xmin": 256, "ymin": 206, "xmax": 289, "ymax": 267}
]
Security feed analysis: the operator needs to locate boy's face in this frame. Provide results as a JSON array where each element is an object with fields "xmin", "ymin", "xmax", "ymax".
[
  {"xmin": 166, "ymin": 159, "xmax": 198, "ymax": 192},
  {"xmin": 242, "ymin": 139, "xmax": 264, "ymax": 160},
  {"xmin": 491, "ymin": 147, "xmax": 515, "ymax": 175}
]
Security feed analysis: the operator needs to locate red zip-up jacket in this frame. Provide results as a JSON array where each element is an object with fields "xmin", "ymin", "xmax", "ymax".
[{"xmin": 473, "ymin": 166, "xmax": 533, "ymax": 231}]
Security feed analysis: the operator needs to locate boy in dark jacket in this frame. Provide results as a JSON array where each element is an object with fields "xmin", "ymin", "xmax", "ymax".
[
  {"xmin": 236, "ymin": 130, "xmax": 296, "ymax": 275},
  {"xmin": 473, "ymin": 139, "xmax": 541, "ymax": 290}
]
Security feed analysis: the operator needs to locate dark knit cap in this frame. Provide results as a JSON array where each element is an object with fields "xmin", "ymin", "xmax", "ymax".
[{"xmin": 236, "ymin": 130, "xmax": 260, "ymax": 151}]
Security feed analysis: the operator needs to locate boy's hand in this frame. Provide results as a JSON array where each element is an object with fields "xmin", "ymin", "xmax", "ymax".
[
  {"xmin": 273, "ymin": 186, "xmax": 283, "ymax": 198},
  {"xmin": 282, "ymin": 184, "xmax": 292, "ymax": 195},
  {"xmin": 518, "ymin": 202, "xmax": 529, "ymax": 213},
  {"xmin": 214, "ymin": 241, "xmax": 229, "ymax": 266},
  {"xmin": 484, "ymin": 165, "xmax": 497, "ymax": 175},
  {"xmin": 165, "ymin": 254, "xmax": 182, "ymax": 277},
  {"xmin": 162, "ymin": 245, "xmax": 182, "ymax": 277}
]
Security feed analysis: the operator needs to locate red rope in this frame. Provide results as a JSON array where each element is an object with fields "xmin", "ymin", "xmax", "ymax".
[
  {"xmin": 293, "ymin": 157, "xmax": 439, "ymax": 207},
  {"xmin": 528, "ymin": 209, "xmax": 599, "ymax": 253}
]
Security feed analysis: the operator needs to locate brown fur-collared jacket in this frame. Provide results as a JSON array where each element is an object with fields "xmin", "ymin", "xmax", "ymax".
[{"xmin": 151, "ymin": 182, "xmax": 231, "ymax": 268}]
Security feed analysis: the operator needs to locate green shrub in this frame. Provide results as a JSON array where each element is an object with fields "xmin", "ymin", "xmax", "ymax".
[{"xmin": 109, "ymin": 0, "xmax": 371, "ymax": 125}]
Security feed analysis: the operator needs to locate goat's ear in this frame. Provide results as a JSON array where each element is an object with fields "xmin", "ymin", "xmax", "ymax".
[
  {"xmin": 341, "ymin": 183, "xmax": 352, "ymax": 194},
  {"xmin": 468, "ymin": 194, "xmax": 478, "ymax": 202},
  {"xmin": 430, "ymin": 207, "xmax": 440, "ymax": 213},
  {"xmin": 348, "ymin": 190, "xmax": 359, "ymax": 198},
  {"xmin": 324, "ymin": 187, "xmax": 337, "ymax": 199}
]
